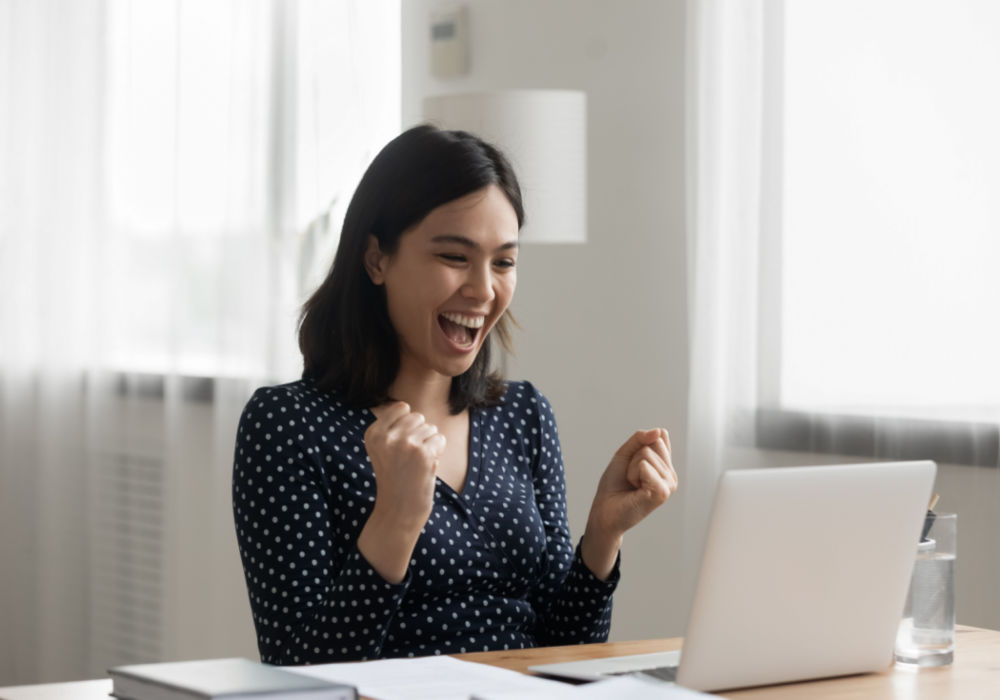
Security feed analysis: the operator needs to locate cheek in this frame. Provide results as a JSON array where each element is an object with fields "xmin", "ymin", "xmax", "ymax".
[
  {"xmin": 383, "ymin": 283, "xmax": 424, "ymax": 336},
  {"xmin": 497, "ymin": 274, "xmax": 516, "ymax": 307}
]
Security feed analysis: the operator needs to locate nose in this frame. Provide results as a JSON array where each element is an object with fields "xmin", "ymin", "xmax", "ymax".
[{"xmin": 462, "ymin": 262, "xmax": 495, "ymax": 303}]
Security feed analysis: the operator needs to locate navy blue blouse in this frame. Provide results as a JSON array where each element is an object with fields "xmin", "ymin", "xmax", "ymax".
[{"xmin": 232, "ymin": 378, "xmax": 619, "ymax": 664}]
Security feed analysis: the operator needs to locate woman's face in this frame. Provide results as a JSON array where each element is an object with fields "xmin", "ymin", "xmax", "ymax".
[{"xmin": 365, "ymin": 184, "xmax": 519, "ymax": 381}]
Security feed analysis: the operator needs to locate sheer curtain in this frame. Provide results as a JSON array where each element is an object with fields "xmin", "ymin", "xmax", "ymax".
[
  {"xmin": 0, "ymin": 0, "xmax": 399, "ymax": 685},
  {"xmin": 683, "ymin": 0, "xmax": 772, "ymax": 597}
]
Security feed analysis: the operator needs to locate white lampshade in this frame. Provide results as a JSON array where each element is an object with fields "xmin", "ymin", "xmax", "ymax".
[{"xmin": 422, "ymin": 90, "xmax": 587, "ymax": 244}]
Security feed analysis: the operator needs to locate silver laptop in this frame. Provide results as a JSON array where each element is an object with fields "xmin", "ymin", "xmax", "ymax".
[{"xmin": 530, "ymin": 461, "xmax": 936, "ymax": 692}]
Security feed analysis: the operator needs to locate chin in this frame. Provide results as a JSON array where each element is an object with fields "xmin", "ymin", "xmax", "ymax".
[
  {"xmin": 442, "ymin": 348, "xmax": 485, "ymax": 378},
  {"xmin": 444, "ymin": 359, "xmax": 478, "ymax": 379}
]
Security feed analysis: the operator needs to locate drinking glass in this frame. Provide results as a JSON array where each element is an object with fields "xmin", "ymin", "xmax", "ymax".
[{"xmin": 894, "ymin": 512, "xmax": 957, "ymax": 667}]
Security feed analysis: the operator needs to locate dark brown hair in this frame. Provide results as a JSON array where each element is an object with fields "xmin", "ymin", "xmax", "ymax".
[{"xmin": 298, "ymin": 125, "xmax": 524, "ymax": 413}]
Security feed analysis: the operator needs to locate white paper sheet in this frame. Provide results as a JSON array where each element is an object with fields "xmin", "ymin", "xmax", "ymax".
[{"xmin": 287, "ymin": 655, "xmax": 571, "ymax": 700}]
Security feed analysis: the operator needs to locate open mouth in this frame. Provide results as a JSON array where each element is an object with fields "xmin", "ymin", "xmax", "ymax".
[{"xmin": 438, "ymin": 312, "xmax": 484, "ymax": 349}]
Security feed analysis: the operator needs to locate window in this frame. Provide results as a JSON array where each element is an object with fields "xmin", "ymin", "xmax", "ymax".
[
  {"xmin": 102, "ymin": 0, "xmax": 400, "ymax": 379},
  {"xmin": 759, "ymin": 0, "xmax": 1000, "ymax": 465}
]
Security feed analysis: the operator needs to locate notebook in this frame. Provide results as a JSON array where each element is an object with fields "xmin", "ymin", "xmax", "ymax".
[
  {"xmin": 530, "ymin": 461, "xmax": 936, "ymax": 692},
  {"xmin": 108, "ymin": 657, "xmax": 357, "ymax": 700}
]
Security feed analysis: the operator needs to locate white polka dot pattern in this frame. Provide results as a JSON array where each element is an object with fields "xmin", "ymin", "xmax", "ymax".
[{"xmin": 232, "ymin": 379, "xmax": 619, "ymax": 664}]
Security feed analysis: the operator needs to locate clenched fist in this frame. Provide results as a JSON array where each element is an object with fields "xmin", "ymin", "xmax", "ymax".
[
  {"xmin": 581, "ymin": 428, "xmax": 678, "ymax": 579},
  {"xmin": 364, "ymin": 401, "xmax": 447, "ymax": 530}
]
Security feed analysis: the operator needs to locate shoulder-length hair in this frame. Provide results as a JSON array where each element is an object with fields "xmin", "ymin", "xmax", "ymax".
[{"xmin": 298, "ymin": 124, "xmax": 524, "ymax": 414}]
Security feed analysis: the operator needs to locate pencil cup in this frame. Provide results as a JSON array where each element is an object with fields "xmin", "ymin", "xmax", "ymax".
[{"xmin": 894, "ymin": 512, "xmax": 956, "ymax": 667}]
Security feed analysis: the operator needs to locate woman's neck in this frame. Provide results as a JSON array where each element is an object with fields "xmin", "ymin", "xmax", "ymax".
[{"xmin": 386, "ymin": 367, "xmax": 454, "ymax": 420}]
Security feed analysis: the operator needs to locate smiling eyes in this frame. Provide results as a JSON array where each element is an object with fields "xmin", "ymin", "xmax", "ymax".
[{"xmin": 438, "ymin": 253, "xmax": 516, "ymax": 269}]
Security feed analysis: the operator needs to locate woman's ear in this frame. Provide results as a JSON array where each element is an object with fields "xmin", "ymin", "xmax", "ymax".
[{"xmin": 364, "ymin": 235, "xmax": 387, "ymax": 284}]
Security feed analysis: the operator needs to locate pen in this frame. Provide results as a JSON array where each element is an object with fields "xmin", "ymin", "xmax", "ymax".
[{"xmin": 921, "ymin": 493, "xmax": 940, "ymax": 542}]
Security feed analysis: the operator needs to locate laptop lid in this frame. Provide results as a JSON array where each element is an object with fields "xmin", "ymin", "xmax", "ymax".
[
  {"xmin": 676, "ymin": 460, "xmax": 935, "ymax": 691},
  {"xmin": 528, "ymin": 461, "xmax": 935, "ymax": 692}
]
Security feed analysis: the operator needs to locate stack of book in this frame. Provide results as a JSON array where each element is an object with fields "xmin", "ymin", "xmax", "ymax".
[{"xmin": 108, "ymin": 657, "xmax": 357, "ymax": 700}]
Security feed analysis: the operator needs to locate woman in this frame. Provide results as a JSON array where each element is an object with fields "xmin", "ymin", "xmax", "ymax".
[{"xmin": 232, "ymin": 125, "xmax": 677, "ymax": 665}]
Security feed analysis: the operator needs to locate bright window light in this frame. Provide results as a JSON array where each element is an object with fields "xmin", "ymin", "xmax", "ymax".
[
  {"xmin": 780, "ymin": 0, "xmax": 1000, "ymax": 421},
  {"xmin": 101, "ymin": 0, "xmax": 401, "ymax": 378}
]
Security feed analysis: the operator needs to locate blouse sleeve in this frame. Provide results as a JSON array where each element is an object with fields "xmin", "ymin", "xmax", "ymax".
[
  {"xmin": 523, "ymin": 384, "xmax": 620, "ymax": 645},
  {"xmin": 231, "ymin": 388, "xmax": 408, "ymax": 664}
]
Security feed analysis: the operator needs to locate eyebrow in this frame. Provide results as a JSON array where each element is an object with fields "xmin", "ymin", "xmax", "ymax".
[{"xmin": 430, "ymin": 234, "xmax": 519, "ymax": 252}]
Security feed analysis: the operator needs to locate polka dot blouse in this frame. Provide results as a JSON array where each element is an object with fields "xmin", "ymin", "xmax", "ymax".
[{"xmin": 232, "ymin": 378, "xmax": 620, "ymax": 664}]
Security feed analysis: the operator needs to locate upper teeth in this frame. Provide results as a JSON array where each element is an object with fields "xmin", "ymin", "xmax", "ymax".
[{"xmin": 441, "ymin": 312, "xmax": 485, "ymax": 329}]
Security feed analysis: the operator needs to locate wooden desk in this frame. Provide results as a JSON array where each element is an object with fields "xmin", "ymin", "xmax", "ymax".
[
  {"xmin": 455, "ymin": 625, "xmax": 1000, "ymax": 699},
  {"xmin": 2, "ymin": 626, "xmax": 997, "ymax": 699}
]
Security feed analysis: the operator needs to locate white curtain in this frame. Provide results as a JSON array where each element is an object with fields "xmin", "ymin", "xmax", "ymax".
[
  {"xmin": 0, "ymin": 0, "xmax": 399, "ymax": 685},
  {"xmin": 683, "ymin": 0, "xmax": 771, "ymax": 599}
]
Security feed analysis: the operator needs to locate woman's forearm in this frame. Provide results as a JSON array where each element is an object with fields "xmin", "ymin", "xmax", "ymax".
[
  {"xmin": 579, "ymin": 522, "xmax": 623, "ymax": 581},
  {"xmin": 356, "ymin": 504, "xmax": 424, "ymax": 584}
]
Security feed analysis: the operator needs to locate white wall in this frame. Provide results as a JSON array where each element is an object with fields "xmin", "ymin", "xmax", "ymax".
[
  {"xmin": 402, "ymin": 0, "xmax": 691, "ymax": 639},
  {"xmin": 933, "ymin": 463, "xmax": 1000, "ymax": 629}
]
